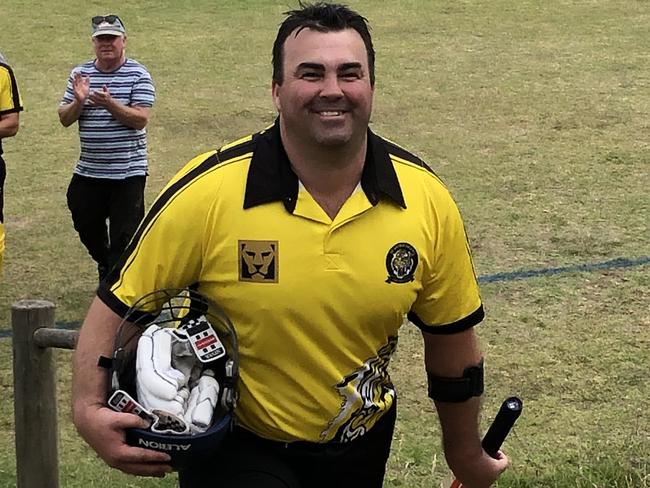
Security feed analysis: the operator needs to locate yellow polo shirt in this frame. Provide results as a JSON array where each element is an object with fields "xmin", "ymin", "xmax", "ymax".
[
  {"xmin": 100, "ymin": 121, "xmax": 484, "ymax": 443},
  {"xmin": 0, "ymin": 60, "xmax": 24, "ymax": 275}
]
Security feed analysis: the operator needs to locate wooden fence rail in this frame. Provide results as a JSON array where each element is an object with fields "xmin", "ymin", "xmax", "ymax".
[{"xmin": 11, "ymin": 300, "xmax": 78, "ymax": 488}]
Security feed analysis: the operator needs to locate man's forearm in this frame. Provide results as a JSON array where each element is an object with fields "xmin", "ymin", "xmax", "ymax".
[
  {"xmin": 422, "ymin": 328, "xmax": 486, "ymax": 471},
  {"xmin": 435, "ymin": 397, "xmax": 484, "ymax": 469},
  {"xmin": 106, "ymin": 103, "xmax": 150, "ymax": 130},
  {"xmin": 72, "ymin": 296, "xmax": 122, "ymax": 420},
  {"xmin": 71, "ymin": 296, "xmax": 173, "ymax": 476},
  {"xmin": 0, "ymin": 113, "xmax": 19, "ymax": 137},
  {"xmin": 58, "ymin": 100, "xmax": 84, "ymax": 127}
]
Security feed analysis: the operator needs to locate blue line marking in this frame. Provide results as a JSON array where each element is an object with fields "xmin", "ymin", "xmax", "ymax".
[
  {"xmin": 0, "ymin": 256, "xmax": 648, "ymax": 338},
  {"xmin": 478, "ymin": 256, "xmax": 650, "ymax": 283}
]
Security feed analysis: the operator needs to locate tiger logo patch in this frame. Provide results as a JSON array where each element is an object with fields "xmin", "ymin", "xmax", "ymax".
[{"xmin": 385, "ymin": 242, "xmax": 418, "ymax": 283}]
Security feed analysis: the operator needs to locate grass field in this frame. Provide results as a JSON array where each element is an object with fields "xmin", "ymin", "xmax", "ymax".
[{"xmin": 1, "ymin": 1, "xmax": 649, "ymax": 486}]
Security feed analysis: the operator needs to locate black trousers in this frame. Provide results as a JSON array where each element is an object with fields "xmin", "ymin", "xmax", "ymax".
[
  {"xmin": 178, "ymin": 402, "xmax": 396, "ymax": 488},
  {"xmin": 66, "ymin": 174, "xmax": 145, "ymax": 277}
]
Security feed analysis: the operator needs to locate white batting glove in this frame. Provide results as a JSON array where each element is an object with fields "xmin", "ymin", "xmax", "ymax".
[
  {"xmin": 184, "ymin": 369, "xmax": 220, "ymax": 433},
  {"xmin": 136, "ymin": 324, "xmax": 191, "ymax": 419}
]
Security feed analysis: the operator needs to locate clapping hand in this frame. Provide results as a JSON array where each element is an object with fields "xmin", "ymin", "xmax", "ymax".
[
  {"xmin": 89, "ymin": 85, "xmax": 115, "ymax": 109},
  {"xmin": 72, "ymin": 72, "xmax": 90, "ymax": 103}
]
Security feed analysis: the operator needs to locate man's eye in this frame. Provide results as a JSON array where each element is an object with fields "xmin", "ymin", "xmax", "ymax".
[
  {"xmin": 301, "ymin": 72, "xmax": 321, "ymax": 80},
  {"xmin": 341, "ymin": 72, "xmax": 361, "ymax": 80}
]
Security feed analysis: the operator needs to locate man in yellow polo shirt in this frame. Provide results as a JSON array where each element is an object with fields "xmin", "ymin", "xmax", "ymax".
[
  {"xmin": 0, "ymin": 52, "xmax": 23, "ymax": 276},
  {"xmin": 72, "ymin": 3, "xmax": 510, "ymax": 487}
]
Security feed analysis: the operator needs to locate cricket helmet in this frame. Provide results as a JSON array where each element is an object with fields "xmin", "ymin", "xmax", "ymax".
[{"xmin": 103, "ymin": 288, "xmax": 238, "ymax": 468}]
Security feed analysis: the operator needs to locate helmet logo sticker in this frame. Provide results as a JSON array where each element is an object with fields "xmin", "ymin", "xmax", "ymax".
[
  {"xmin": 385, "ymin": 242, "xmax": 418, "ymax": 283},
  {"xmin": 181, "ymin": 316, "xmax": 226, "ymax": 362},
  {"xmin": 239, "ymin": 240, "xmax": 278, "ymax": 283},
  {"xmin": 138, "ymin": 438, "xmax": 192, "ymax": 451}
]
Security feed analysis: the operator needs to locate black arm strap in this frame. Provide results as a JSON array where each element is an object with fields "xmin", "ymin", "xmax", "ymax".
[
  {"xmin": 97, "ymin": 355, "xmax": 113, "ymax": 369},
  {"xmin": 427, "ymin": 359, "xmax": 484, "ymax": 403}
]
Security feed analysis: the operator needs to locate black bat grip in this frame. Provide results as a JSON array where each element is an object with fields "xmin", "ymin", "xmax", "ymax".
[{"xmin": 481, "ymin": 396, "xmax": 523, "ymax": 458}]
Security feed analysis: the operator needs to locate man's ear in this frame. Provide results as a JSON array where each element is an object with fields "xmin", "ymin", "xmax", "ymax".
[{"xmin": 271, "ymin": 80, "xmax": 281, "ymax": 112}]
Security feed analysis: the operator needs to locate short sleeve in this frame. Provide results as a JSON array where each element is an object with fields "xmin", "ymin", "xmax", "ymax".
[
  {"xmin": 408, "ymin": 189, "xmax": 484, "ymax": 334},
  {"xmin": 0, "ymin": 64, "xmax": 23, "ymax": 114},
  {"xmin": 59, "ymin": 68, "xmax": 78, "ymax": 106},
  {"xmin": 131, "ymin": 70, "xmax": 155, "ymax": 108}
]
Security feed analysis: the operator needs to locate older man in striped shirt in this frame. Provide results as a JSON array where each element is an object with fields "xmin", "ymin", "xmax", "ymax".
[{"xmin": 58, "ymin": 14, "xmax": 155, "ymax": 281}]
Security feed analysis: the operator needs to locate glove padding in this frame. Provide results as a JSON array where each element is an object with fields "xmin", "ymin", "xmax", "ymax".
[
  {"xmin": 136, "ymin": 324, "xmax": 220, "ymax": 435},
  {"xmin": 136, "ymin": 325, "xmax": 197, "ymax": 421},
  {"xmin": 185, "ymin": 369, "xmax": 220, "ymax": 433}
]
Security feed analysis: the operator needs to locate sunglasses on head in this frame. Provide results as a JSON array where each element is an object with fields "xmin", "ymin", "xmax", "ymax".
[{"xmin": 92, "ymin": 15, "xmax": 123, "ymax": 27}]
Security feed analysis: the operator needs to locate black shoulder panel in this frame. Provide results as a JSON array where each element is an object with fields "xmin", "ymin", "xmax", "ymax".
[{"xmin": 380, "ymin": 137, "xmax": 436, "ymax": 176}]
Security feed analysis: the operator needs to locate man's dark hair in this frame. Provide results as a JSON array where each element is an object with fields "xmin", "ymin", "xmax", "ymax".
[{"xmin": 272, "ymin": 2, "xmax": 375, "ymax": 86}]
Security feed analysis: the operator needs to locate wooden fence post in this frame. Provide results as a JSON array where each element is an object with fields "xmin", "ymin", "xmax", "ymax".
[{"xmin": 11, "ymin": 300, "xmax": 59, "ymax": 488}]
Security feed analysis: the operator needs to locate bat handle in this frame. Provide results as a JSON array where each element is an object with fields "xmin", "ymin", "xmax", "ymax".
[
  {"xmin": 449, "ymin": 396, "xmax": 523, "ymax": 488},
  {"xmin": 481, "ymin": 396, "xmax": 523, "ymax": 457}
]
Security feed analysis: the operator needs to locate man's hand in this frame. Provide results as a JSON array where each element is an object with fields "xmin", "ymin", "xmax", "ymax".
[
  {"xmin": 72, "ymin": 72, "xmax": 90, "ymax": 103},
  {"xmin": 89, "ymin": 85, "xmax": 115, "ymax": 109},
  {"xmin": 87, "ymin": 84, "xmax": 151, "ymax": 129},
  {"xmin": 58, "ymin": 73, "xmax": 89, "ymax": 126},
  {"xmin": 74, "ymin": 404, "xmax": 172, "ymax": 477},
  {"xmin": 449, "ymin": 449, "xmax": 509, "ymax": 488}
]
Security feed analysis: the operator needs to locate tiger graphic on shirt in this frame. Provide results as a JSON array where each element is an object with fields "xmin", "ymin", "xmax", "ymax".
[{"xmin": 320, "ymin": 337, "xmax": 397, "ymax": 442}]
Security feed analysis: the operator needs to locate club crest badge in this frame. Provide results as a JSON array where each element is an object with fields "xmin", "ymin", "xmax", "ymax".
[
  {"xmin": 239, "ymin": 240, "xmax": 279, "ymax": 283},
  {"xmin": 385, "ymin": 242, "xmax": 418, "ymax": 283}
]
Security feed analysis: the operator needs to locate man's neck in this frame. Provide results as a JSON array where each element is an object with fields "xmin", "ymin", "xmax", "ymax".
[
  {"xmin": 95, "ymin": 55, "xmax": 125, "ymax": 73},
  {"xmin": 281, "ymin": 124, "xmax": 367, "ymax": 219}
]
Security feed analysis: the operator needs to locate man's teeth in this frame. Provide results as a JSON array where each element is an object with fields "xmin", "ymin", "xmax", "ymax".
[{"xmin": 320, "ymin": 111, "xmax": 343, "ymax": 116}]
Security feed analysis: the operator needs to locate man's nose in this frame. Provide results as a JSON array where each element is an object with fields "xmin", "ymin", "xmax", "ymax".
[{"xmin": 320, "ymin": 74, "xmax": 344, "ymax": 98}]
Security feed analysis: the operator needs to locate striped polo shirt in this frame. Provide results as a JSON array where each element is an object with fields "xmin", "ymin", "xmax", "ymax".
[{"xmin": 60, "ymin": 58, "xmax": 155, "ymax": 179}]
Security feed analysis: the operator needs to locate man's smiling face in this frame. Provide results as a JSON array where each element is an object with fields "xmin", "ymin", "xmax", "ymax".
[{"xmin": 272, "ymin": 27, "xmax": 374, "ymax": 149}]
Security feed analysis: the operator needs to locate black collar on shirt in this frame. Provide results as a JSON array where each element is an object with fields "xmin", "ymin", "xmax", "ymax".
[{"xmin": 243, "ymin": 119, "xmax": 406, "ymax": 213}]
